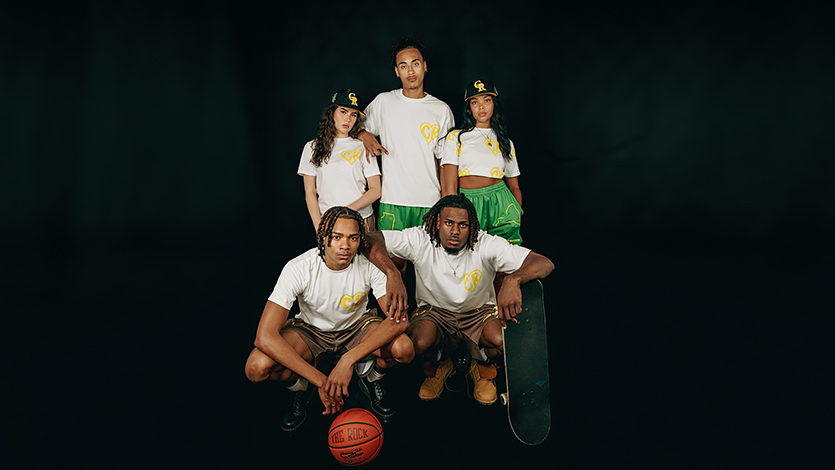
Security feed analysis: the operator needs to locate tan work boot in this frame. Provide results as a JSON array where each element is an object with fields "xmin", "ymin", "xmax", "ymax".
[
  {"xmin": 418, "ymin": 358, "xmax": 454, "ymax": 401},
  {"xmin": 469, "ymin": 360, "xmax": 498, "ymax": 405}
]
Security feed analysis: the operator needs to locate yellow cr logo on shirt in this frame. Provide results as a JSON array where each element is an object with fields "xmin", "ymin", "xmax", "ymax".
[
  {"xmin": 340, "ymin": 292, "xmax": 367, "ymax": 312},
  {"xmin": 463, "ymin": 270, "xmax": 483, "ymax": 292},
  {"xmin": 421, "ymin": 122, "xmax": 440, "ymax": 144}
]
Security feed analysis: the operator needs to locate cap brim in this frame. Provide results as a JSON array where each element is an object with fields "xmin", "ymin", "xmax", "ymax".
[
  {"xmin": 464, "ymin": 91, "xmax": 497, "ymax": 101},
  {"xmin": 334, "ymin": 104, "xmax": 365, "ymax": 116}
]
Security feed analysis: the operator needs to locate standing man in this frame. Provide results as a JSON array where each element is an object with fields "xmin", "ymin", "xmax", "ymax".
[
  {"xmin": 364, "ymin": 195, "xmax": 554, "ymax": 405},
  {"xmin": 359, "ymin": 35, "xmax": 455, "ymax": 231},
  {"xmin": 244, "ymin": 207, "xmax": 413, "ymax": 428}
]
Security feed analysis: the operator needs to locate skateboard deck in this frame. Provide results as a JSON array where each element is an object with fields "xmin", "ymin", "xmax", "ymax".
[{"xmin": 500, "ymin": 279, "xmax": 550, "ymax": 445}]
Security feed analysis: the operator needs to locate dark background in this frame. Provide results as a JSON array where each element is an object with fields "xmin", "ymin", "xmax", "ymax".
[{"xmin": 2, "ymin": 1, "xmax": 831, "ymax": 468}]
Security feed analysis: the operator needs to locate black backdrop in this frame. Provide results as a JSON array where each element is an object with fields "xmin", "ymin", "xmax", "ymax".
[{"xmin": 2, "ymin": 1, "xmax": 831, "ymax": 468}]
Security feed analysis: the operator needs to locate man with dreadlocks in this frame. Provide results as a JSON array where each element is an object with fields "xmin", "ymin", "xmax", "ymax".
[
  {"xmin": 245, "ymin": 206, "xmax": 412, "ymax": 428},
  {"xmin": 365, "ymin": 195, "xmax": 553, "ymax": 405}
]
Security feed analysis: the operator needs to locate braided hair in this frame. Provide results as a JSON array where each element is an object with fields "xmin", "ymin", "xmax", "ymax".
[
  {"xmin": 422, "ymin": 194, "xmax": 480, "ymax": 251},
  {"xmin": 316, "ymin": 206, "xmax": 366, "ymax": 262}
]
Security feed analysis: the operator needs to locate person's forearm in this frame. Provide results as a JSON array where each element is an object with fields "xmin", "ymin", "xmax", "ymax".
[
  {"xmin": 302, "ymin": 176, "xmax": 321, "ymax": 228},
  {"xmin": 340, "ymin": 318, "xmax": 408, "ymax": 366},
  {"xmin": 255, "ymin": 333, "xmax": 326, "ymax": 387},
  {"xmin": 364, "ymin": 231, "xmax": 399, "ymax": 277},
  {"xmin": 510, "ymin": 186, "xmax": 522, "ymax": 208},
  {"xmin": 347, "ymin": 176, "xmax": 381, "ymax": 212},
  {"xmin": 304, "ymin": 197, "xmax": 321, "ymax": 229},
  {"xmin": 505, "ymin": 177, "xmax": 522, "ymax": 208},
  {"xmin": 347, "ymin": 191, "xmax": 380, "ymax": 213},
  {"xmin": 442, "ymin": 165, "xmax": 459, "ymax": 197},
  {"xmin": 506, "ymin": 252, "xmax": 554, "ymax": 285}
]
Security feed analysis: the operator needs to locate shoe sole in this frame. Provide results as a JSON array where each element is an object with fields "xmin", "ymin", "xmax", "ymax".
[
  {"xmin": 280, "ymin": 413, "xmax": 306, "ymax": 432},
  {"xmin": 418, "ymin": 377, "xmax": 450, "ymax": 401}
]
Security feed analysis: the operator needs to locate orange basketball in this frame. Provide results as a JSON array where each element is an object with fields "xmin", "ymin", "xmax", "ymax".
[{"xmin": 327, "ymin": 408, "xmax": 384, "ymax": 466}]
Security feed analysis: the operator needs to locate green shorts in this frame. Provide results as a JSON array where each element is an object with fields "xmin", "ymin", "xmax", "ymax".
[
  {"xmin": 378, "ymin": 203, "xmax": 431, "ymax": 231},
  {"xmin": 459, "ymin": 181, "xmax": 522, "ymax": 245}
]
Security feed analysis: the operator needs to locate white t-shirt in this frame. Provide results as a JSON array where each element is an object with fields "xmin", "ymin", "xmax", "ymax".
[
  {"xmin": 297, "ymin": 137, "xmax": 381, "ymax": 219},
  {"xmin": 363, "ymin": 89, "xmax": 454, "ymax": 208},
  {"xmin": 381, "ymin": 227, "xmax": 530, "ymax": 312},
  {"xmin": 268, "ymin": 249, "xmax": 388, "ymax": 331},
  {"xmin": 439, "ymin": 128, "xmax": 520, "ymax": 179}
]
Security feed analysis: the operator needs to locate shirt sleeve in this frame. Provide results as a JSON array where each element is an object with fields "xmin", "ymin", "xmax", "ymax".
[
  {"xmin": 363, "ymin": 95, "xmax": 381, "ymax": 136},
  {"xmin": 267, "ymin": 260, "xmax": 305, "ymax": 311},
  {"xmin": 440, "ymin": 104, "xmax": 455, "ymax": 136},
  {"xmin": 480, "ymin": 232, "xmax": 531, "ymax": 273},
  {"xmin": 362, "ymin": 148, "xmax": 381, "ymax": 177},
  {"xmin": 381, "ymin": 228, "xmax": 420, "ymax": 262},
  {"xmin": 297, "ymin": 141, "xmax": 316, "ymax": 176},
  {"xmin": 503, "ymin": 140, "xmax": 521, "ymax": 178},
  {"xmin": 434, "ymin": 105, "xmax": 455, "ymax": 160},
  {"xmin": 368, "ymin": 262, "xmax": 388, "ymax": 299},
  {"xmin": 439, "ymin": 130, "xmax": 460, "ymax": 167}
]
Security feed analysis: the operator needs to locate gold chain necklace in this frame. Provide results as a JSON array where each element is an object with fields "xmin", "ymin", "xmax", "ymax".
[{"xmin": 475, "ymin": 127, "xmax": 495, "ymax": 151}]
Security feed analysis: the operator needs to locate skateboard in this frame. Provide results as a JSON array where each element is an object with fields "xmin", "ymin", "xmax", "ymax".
[{"xmin": 500, "ymin": 279, "xmax": 550, "ymax": 445}]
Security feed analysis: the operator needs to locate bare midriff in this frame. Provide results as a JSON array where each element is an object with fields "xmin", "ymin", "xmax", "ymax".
[{"xmin": 459, "ymin": 175, "xmax": 502, "ymax": 190}]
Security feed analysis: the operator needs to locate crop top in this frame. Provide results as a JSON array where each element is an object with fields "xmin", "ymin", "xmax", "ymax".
[{"xmin": 439, "ymin": 128, "xmax": 520, "ymax": 179}]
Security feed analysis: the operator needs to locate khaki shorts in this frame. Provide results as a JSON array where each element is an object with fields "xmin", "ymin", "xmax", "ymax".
[
  {"xmin": 362, "ymin": 215, "xmax": 377, "ymax": 233},
  {"xmin": 283, "ymin": 310, "xmax": 383, "ymax": 363},
  {"xmin": 410, "ymin": 304, "xmax": 498, "ymax": 361}
]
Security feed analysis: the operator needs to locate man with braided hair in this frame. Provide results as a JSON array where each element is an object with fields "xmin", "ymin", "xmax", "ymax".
[
  {"xmin": 245, "ymin": 206, "xmax": 412, "ymax": 428},
  {"xmin": 365, "ymin": 195, "xmax": 553, "ymax": 405}
]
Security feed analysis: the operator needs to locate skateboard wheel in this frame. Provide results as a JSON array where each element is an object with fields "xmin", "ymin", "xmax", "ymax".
[{"xmin": 500, "ymin": 392, "xmax": 508, "ymax": 406}]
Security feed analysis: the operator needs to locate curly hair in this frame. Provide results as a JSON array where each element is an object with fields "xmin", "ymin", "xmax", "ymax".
[
  {"xmin": 310, "ymin": 104, "xmax": 365, "ymax": 168},
  {"xmin": 422, "ymin": 194, "xmax": 480, "ymax": 251},
  {"xmin": 389, "ymin": 35, "xmax": 428, "ymax": 68},
  {"xmin": 317, "ymin": 206, "xmax": 367, "ymax": 262},
  {"xmin": 446, "ymin": 92, "xmax": 513, "ymax": 162}
]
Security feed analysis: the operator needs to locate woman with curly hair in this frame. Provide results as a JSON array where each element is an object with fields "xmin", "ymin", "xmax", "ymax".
[
  {"xmin": 440, "ymin": 79, "xmax": 523, "ymax": 245},
  {"xmin": 298, "ymin": 89, "xmax": 381, "ymax": 232}
]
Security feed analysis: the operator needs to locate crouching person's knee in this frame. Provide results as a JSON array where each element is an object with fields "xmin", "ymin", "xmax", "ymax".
[
  {"xmin": 391, "ymin": 334, "xmax": 415, "ymax": 364},
  {"xmin": 244, "ymin": 349, "xmax": 275, "ymax": 383}
]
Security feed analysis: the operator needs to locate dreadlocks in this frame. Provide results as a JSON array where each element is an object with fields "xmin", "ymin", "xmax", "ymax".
[
  {"xmin": 422, "ymin": 194, "xmax": 480, "ymax": 250},
  {"xmin": 316, "ymin": 206, "xmax": 367, "ymax": 262}
]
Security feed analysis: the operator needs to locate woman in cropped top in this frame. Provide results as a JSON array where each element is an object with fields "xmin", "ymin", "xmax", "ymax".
[{"xmin": 440, "ymin": 79, "xmax": 523, "ymax": 245}]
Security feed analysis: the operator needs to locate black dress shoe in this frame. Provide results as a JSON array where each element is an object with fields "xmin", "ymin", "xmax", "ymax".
[
  {"xmin": 281, "ymin": 385, "xmax": 314, "ymax": 431},
  {"xmin": 358, "ymin": 376, "xmax": 394, "ymax": 424}
]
